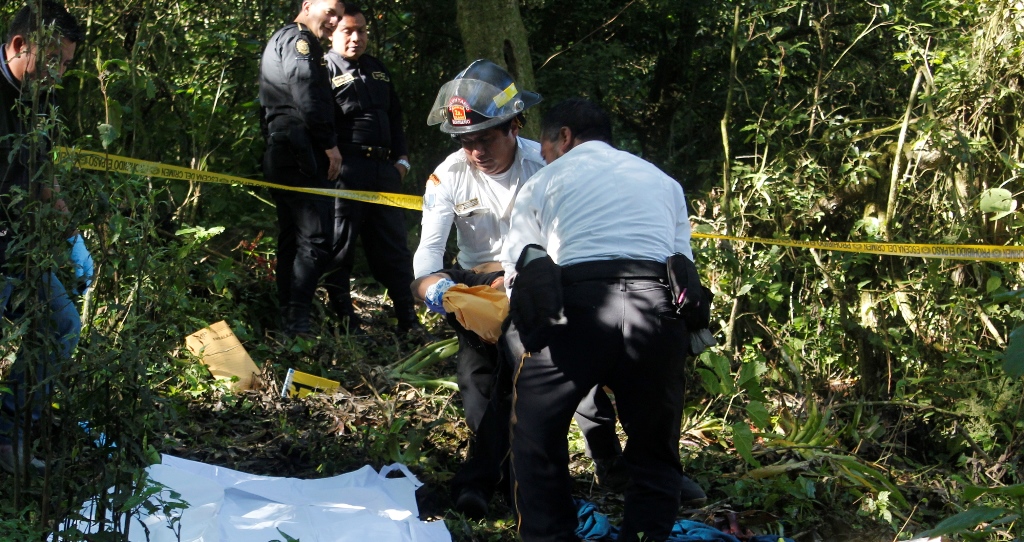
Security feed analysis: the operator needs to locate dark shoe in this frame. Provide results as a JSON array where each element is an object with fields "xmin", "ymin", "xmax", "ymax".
[
  {"xmin": 594, "ymin": 456, "xmax": 629, "ymax": 493},
  {"xmin": 281, "ymin": 303, "xmax": 313, "ymax": 336},
  {"xmin": 335, "ymin": 313, "xmax": 366, "ymax": 338},
  {"xmin": 0, "ymin": 443, "xmax": 45, "ymax": 476},
  {"xmin": 454, "ymin": 487, "xmax": 489, "ymax": 519},
  {"xmin": 679, "ymin": 475, "xmax": 707, "ymax": 507}
]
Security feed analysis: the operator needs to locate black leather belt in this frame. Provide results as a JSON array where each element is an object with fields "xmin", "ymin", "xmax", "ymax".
[
  {"xmin": 561, "ymin": 259, "xmax": 666, "ymax": 284},
  {"xmin": 338, "ymin": 143, "xmax": 391, "ymax": 161}
]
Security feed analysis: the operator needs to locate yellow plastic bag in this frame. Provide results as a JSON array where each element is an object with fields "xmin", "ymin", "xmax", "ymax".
[{"xmin": 442, "ymin": 285, "xmax": 509, "ymax": 344}]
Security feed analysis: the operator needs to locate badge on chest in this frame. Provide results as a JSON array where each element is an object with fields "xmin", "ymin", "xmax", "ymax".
[
  {"xmin": 331, "ymin": 73, "xmax": 356, "ymax": 88},
  {"xmin": 455, "ymin": 197, "xmax": 483, "ymax": 215}
]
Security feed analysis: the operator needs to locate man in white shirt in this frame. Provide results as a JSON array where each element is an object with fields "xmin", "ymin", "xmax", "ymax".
[
  {"xmin": 501, "ymin": 98, "xmax": 699, "ymax": 542},
  {"xmin": 414, "ymin": 61, "xmax": 624, "ymax": 519},
  {"xmin": 414, "ymin": 59, "xmax": 544, "ymax": 519}
]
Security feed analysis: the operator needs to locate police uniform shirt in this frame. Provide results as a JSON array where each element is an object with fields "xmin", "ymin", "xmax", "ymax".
[
  {"xmin": 413, "ymin": 137, "xmax": 545, "ymax": 278},
  {"xmin": 258, "ymin": 23, "xmax": 336, "ymax": 151},
  {"xmin": 0, "ymin": 44, "xmax": 28, "ymax": 196},
  {"xmin": 0, "ymin": 45, "xmax": 56, "ymax": 266},
  {"xmin": 501, "ymin": 140, "xmax": 693, "ymax": 281},
  {"xmin": 325, "ymin": 51, "xmax": 407, "ymax": 155}
]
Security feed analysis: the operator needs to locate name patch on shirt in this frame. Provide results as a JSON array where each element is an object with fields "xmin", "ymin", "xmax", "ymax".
[
  {"xmin": 454, "ymin": 198, "xmax": 481, "ymax": 214},
  {"xmin": 331, "ymin": 73, "xmax": 355, "ymax": 88},
  {"xmin": 371, "ymin": 71, "xmax": 390, "ymax": 82}
]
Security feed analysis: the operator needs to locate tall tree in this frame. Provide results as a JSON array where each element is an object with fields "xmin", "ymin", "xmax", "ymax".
[{"xmin": 455, "ymin": 0, "xmax": 539, "ymax": 139}]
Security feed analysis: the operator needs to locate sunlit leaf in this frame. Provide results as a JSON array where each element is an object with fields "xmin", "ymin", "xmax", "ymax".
[
  {"xmin": 731, "ymin": 421, "xmax": 760, "ymax": 467},
  {"xmin": 979, "ymin": 188, "xmax": 1017, "ymax": 220}
]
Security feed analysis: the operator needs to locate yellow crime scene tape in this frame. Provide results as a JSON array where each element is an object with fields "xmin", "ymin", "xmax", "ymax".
[
  {"xmin": 692, "ymin": 232, "xmax": 1024, "ymax": 263},
  {"xmin": 54, "ymin": 147, "xmax": 424, "ymax": 211},
  {"xmin": 56, "ymin": 147, "xmax": 1024, "ymax": 263}
]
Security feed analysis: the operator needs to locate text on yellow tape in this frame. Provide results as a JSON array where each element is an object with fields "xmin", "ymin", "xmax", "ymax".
[{"xmin": 55, "ymin": 147, "xmax": 424, "ymax": 211}]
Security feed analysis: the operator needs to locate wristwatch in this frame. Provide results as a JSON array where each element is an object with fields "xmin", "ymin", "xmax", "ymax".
[{"xmin": 396, "ymin": 158, "xmax": 411, "ymax": 170}]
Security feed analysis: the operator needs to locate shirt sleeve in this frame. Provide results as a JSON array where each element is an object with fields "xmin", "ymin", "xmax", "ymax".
[
  {"xmin": 282, "ymin": 30, "xmax": 337, "ymax": 150},
  {"xmin": 413, "ymin": 173, "xmax": 456, "ymax": 277},
  {"xmin": 500, "ymin": 175, "xmax": 547, "ymax": 292},
  {"xmin": 673, "ymin": 187, "xmax": 695, "ymax": 260}
]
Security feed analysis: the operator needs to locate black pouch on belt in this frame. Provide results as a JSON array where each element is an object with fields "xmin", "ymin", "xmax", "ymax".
[
  {"xmin": 666, "ymin": 253, "xmax": 713, "ymax": 331},
  {"xmin": 509, "ymin": 244, "xmax": 567, "ymax": 352}
]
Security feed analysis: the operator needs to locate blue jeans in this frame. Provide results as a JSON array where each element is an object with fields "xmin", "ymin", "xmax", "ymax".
[{"xmin": 0, "ymin": 271, "xmax": 82, "ymax": 445}]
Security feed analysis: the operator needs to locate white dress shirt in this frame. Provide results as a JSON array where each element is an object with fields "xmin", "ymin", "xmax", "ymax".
[
  {"xmin": 413, "ymin": 137, "xmax": 546, "ymax": 277},
  {"xmin": 501, "ymin": 140, "xmax": 693, "ymax": 282}
]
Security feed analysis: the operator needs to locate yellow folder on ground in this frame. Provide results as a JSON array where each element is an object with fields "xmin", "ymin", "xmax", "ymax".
[{"xmin": 185, "ymin": 321, "xmax": 261, "ymax": 390}]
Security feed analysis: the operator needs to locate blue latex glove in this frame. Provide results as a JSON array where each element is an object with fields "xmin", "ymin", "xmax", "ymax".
[
  {"xmin": 424, "ymin": 278, "xmax": 455, "ymax": 315},
  {"xmin": 67, "ymin": 233, "xmax": 94, "ymax": 294}
]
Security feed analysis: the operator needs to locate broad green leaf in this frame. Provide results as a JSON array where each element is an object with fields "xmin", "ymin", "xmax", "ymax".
[
  {"xmin": 964, "ymin": 482, "xmax": 1024, "ymax": 502},
  {"xmin": 918, "ymin": 506, "xmax": 1009, "ymax": 537},
  {"xmin": 1003, "ymin": 326, "xmax": 1024, "ymax": 378},
  {"xmin": 745, "ymin": 400, "xmax": 771, "ymax": 431},
  {"xmin": 696, "ymin": 368, "xmax": 721, "ymax": 396},
  {"xmin": 731, "ymin": 422, "xmax": 760, "ymax": 467},
  {"xmin": 979, "ymin": 188, "xmax": 1017, "ymax": 220}
]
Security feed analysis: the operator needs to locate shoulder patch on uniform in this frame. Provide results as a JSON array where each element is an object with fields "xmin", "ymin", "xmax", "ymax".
[
  {"xmin": 331, "ymin": 73, "xmax": 356, "ymax": 88},
  {"xmin": 296, "ymin": 39, "xmax": 310, "ymax": 55},
  {"xmin": 428, "ymin": 174, "xmax": 441, "ymax": 186},
  {"xmin": 372, "ymin": 71, "xmax": 390, "ymax": 82}
]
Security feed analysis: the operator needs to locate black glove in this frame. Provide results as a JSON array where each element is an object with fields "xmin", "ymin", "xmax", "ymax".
[{"xmin": 509, "ymin": 245, "xmax": 566, "ymax": 352}]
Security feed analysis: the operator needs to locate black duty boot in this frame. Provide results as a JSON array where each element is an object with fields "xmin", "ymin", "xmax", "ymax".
[
  {"xmin": 282, "ymin": 303, "xmax": 314, "ymax": 338},
  {"xmin": 330, "ymin": 299, "xmax": 365, "ymax": 337},
  {"xmin": 679, "ymin": 475, "xmax": 707, "ymax": 507}
]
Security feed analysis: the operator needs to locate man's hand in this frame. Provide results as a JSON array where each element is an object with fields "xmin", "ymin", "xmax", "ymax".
[
  {"xmin": 394, "ymin": 156, "xmax": 410, "ymax": 180},
  {"xmin": 424, "ymin": 278, "xmax": 456, "ymax": 315},
  {"xmin": 326, "ymin": 146, "xmax": 342, "ymax": 180}
]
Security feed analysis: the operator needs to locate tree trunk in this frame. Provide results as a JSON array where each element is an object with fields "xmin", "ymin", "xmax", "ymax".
[{"xmin": 455, "ymin": 0, "xmax": 539, "ymax": 140}]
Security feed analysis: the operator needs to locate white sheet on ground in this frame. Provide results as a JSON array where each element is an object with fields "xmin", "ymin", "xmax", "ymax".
[{"xmin": 67, "ymin": 454, "xmax": 452, "ymax": 542}]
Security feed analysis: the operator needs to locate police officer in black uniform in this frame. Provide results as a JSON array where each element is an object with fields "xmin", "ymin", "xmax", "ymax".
[
  {"xmin": 0, "ymin": 0, "xmax": 86, "ymax": 474},
  {"xmin": 322, "ymin": 4, "xmax": 420, "ymax": 335},
  {"xmin": 259, "ymin": 0, "xmax": 343, "ymax": 336}
]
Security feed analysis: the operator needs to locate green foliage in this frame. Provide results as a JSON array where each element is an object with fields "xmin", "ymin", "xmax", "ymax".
[{"xmin": 4, "ymin": 0, "xmax": 1024, "ymax": 538}]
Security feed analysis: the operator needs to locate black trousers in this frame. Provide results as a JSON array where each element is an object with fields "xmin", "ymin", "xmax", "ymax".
[
  {"xmin": 508, "ymin": 276, "xmax": 687, "ymax": 542},
  {"xmin": 272, "ymin": 190, "xmax": 334, "ymax": 334},
  {"xmin": 446, "ymin": 269, "xmax": 621, "ymax": 502},
  {"xmin": 265, "ymin": 135, "xmax": 334, "ymax": 335},
  {"xmin": 323, "ymin": 155, "xmax": 416, "ymax": 323}
]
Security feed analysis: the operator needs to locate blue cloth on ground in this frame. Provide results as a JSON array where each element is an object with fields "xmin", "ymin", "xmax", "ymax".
[{"xmin": 574, "ymin": 499, "xmax": 795, "ymax": 542}]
